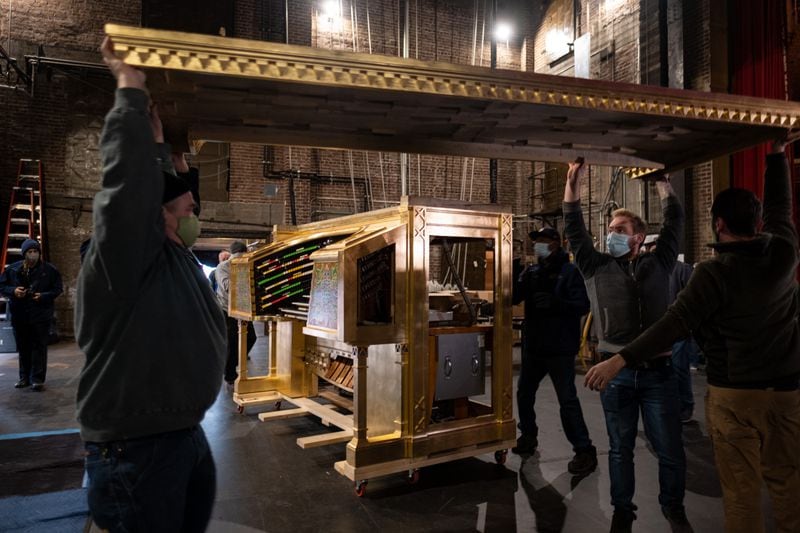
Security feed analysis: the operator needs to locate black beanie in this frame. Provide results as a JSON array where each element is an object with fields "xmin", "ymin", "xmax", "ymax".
[
  {"xmin": 177, "ymin": 167, "xmax": 201, "ymax": 215},
  {"xmin": 162, "ymin": 171, "xmax": 192, "ymax": 204}
]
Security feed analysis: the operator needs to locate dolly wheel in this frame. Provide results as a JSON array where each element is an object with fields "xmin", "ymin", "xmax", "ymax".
[
  {"xmin": 354, "ymin": 480, "xmax": 367, "ymax": 497},
  {"xmin": 494, "ymin": 449, "xmax": 508, "ymax": 465},
  {"xmin": 275, "ymin": 400, "xmax": 282, "ymax": 410},
  {"xmin": 236, "ymin": 405, "xmax": 245, "ymax": 414},
  {"xmin": 406, "ymin": 469, "xmax": 420, "ymax": 484}
]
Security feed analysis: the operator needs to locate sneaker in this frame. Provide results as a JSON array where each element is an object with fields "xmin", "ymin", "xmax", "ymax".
[
  {"xmin": 609, "ymin": 509, "xmax": 636, "ymax": 533},
  {"xmin": 511, "ymin": 434, "xmax": 538, "ymax": 455},
  {"xmin": 680, "ymin": 408, "xmax": 693, "ymax": 424},
  {"xmin": 662, "ymin": 507, "xmax": 694, "ymax": 533},
  {"xmin": 14, "ymin": 379, "xmax": 30, "ymax": 389},
  {"xmin": 568, "ymin": 446, "xmax": 598, "ymax": 475},
  {"xmin": 31, "ymin": 382, "xmax": 45, "ymax": 392}
]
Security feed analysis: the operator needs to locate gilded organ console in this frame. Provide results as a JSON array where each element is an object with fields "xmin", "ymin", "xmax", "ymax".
[{"xmin": 228, "ymin": 197, "xmax": 515, "ymax": 492}]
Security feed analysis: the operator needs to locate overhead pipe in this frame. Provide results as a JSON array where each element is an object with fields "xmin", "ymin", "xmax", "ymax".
[
  {"xmin": 489, "ymin": 0, "xmax": 497, "ymax": 203},
  {"xmin": 399, "ymin": 0, "xmax": 409, "ymax": 197}
]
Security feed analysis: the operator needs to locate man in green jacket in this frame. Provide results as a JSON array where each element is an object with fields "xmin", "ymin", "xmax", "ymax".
[
  {"xmin": 586, "ymin": 135, "xmax": 800, "ymax": 533},
  {"xmin": 75, "ymin": 36, "xmax": 226, "ymax": 532}
]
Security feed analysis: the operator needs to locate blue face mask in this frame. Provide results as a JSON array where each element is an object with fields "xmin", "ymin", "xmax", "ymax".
[
  {"xmin": 533, "ymin": 242, "xmax": 551, "ymax": 259},
  {"xmin": 606, "ymin": 232, "xmax": 631, "ymax": 258}
]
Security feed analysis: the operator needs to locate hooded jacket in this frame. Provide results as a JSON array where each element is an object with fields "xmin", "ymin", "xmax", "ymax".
[{"xmin": 620, "ymin": 153, "xmax": 800, "ymax": 389}]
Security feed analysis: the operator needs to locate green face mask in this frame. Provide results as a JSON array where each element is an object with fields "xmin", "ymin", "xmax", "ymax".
[{"xmin": 176, "ymin": 214, "xmax": 201, "ymax": 248}]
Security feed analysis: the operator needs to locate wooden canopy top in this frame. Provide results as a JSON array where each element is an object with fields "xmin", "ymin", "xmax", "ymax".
[{"xmin": 106, "ymin": 24, "xmax": 800, "ymax": 177}]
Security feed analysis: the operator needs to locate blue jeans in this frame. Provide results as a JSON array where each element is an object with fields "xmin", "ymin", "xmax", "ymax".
[
  {"xmin": 671, "ymin": 339, "xmax": 696, "ymax": 414},
  {"xmin": 600, "ymin": 366, "xmax": 686, "ymax": 513},
  {"xmin": 85, "ymin": 426, "xmax": 216, "ymax": 532},
  {"xmin": 517, "ymin": 353, "xmax": 593, "ymax": 451}
]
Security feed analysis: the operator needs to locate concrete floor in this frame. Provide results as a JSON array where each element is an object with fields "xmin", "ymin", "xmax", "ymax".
[{"xmin": 0, "ymin": 336, "xmax": 731, "ymax": 532}]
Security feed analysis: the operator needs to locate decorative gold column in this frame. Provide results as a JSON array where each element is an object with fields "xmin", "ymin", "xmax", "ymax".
[{"xmin": 346, "ymin": 345, "xmax": 369, "ymax": 465}]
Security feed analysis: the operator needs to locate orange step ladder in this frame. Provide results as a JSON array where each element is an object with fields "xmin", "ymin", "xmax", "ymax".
[{"xmin": 1, "ymin": 159, "xmax": 45, "ymax": 269}]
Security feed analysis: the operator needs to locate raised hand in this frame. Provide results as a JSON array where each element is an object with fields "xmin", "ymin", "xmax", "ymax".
[
  {"xmin": 100, "ymin": 35, "xmax": 146, "ymax": 90},
  {"xmin": 654, "ymin": 173, "xmax": 673, "ymax": 199},
  {"xmin": 772, "ymin": 129, "xmax": 800, "ymax": 154},
  {"xmin": 171, "ymin": 152, "xmax": 190, "ymax": 173},
  {"xmin": 149, "ymin": 104, "xmax": 164, "ymax": 143},
  {"xmin": 564, "ymin": 157, "xmax": 586, "ymax": 202}
]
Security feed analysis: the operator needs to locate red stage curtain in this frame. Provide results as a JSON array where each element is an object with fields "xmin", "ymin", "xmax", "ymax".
[{"xmin": 730, "ymin": 0, "xmax": 790, "ymax": 196}]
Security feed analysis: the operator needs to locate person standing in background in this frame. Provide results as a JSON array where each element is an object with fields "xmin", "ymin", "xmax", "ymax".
[
  {"xmin": 216, "ymin": 241, "xmax": 257, "ymax": 385},
  {"xmin": 0, "ymin": 238, "xmax": 62, "ymax": 391},
  {"xmin": 208, "ymin": 250, "xmax": 231, "ymax": 292},
  {"xmin": 512, "ymin": 227, "xmax": 597, "ymax": 476}
]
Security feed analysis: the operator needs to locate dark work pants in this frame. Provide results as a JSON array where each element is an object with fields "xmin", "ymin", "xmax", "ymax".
[
  {"xmin": 13, "ymin": 320, "xmax": 49, "ymax": 384},
  {"xmin": 224, "ymin": 314, "xmax": 256, "ymax": 383},
  {"xmin": 516, "ymin": 351, "xmax": 593, "ymax": 452}
]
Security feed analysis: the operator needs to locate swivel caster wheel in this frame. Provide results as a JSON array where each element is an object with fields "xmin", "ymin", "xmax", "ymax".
[
  {"xmin": 406, "ymin": 469, "xmax": 420, "ymax": 485},
  {"xmin": 236, "ymin": 405, "xmax": 245, "ymax": 414},
  {"xmin": 275, "ymin": 400, "xmax": 282, "ymax": 411},
  {"xmin": 354, "ymin": 480, "xmax": 368, "ymax": 497},
  {"xmin": 494, "ymin": 449, "xmax": 508, "ymax": 465}
]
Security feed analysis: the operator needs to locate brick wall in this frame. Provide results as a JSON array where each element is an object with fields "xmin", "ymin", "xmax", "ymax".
[
  {"xmin": 532, "ymin": 0, "xmax": 653, "ymax": 248},
  {"xmin": 230, "ymin": 0, "xmax": 529, "ymax": 230},
  {"xmin": 682, "ymin": 0, "xmax": 713, "ymax": 263},
  {"xmin": 0, "ymin": 1, "xmax": 137, "ymax": 336}
]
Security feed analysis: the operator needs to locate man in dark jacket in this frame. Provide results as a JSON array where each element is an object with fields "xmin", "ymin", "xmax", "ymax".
[
  {"xmin": 511, "ymin": 227, "xmax": 597, "ymax": 475},
  {"xmin": 564, "ymin": 160, "xmax": 691, "ymax": 533},
  {"xmin": 75, "ymin": 37, "xmax": 226, "ymax": 532},
  {"xmin": 0, "ymin": 238, "xmax": 62, "ymax": 390},
  {"xmin": 586, "ymin": 136, "xmax": 800, "ymax": 533}
]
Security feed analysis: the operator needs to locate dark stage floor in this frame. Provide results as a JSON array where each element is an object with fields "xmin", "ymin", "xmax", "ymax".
[{"xmin": 0, "ymin": 334, "xmax": 730, "ymax": 532}]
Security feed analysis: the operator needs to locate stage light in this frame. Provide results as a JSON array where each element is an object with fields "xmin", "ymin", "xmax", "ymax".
[
  {"xmin": 494, "ymin": 22, "xmax": 512, "ymax": 42},
  {"xmin": 321, "ymin": 0, "xmax": 340, "ymax": 19}
]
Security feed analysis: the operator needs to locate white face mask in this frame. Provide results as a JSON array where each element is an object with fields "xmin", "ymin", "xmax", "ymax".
[
  {"xmin": 533, "ymin": 242, "xmax": 552, "ymax": 259},
  {"xmin": 606, "ymin": 232, "xmax": 631, "ymax": 258},
  {"xmin": 24, "ymin": 251, "xmax": 40, "ymax": 265}
]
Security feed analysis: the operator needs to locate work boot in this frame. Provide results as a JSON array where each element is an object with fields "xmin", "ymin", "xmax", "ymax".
[
  {"xmin": 14, "ymin": 379, "xmax": 30, "ymax": 389},
  {"xmin": 511, "ymin": 434, "xmax": 538, "ymax": 455},
  {"xmin": 662, "ymin": 506, "xmax": 694, "ymax": 533},
  {"xmin": 568, "ymin": 445, "xmax": 598, "ymax": 475},
  {"xmin": 609, "ymin": 509, "xmax": 636, "ymax": 533}
]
